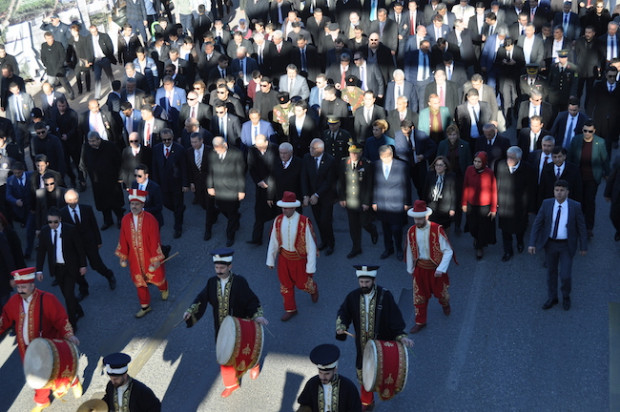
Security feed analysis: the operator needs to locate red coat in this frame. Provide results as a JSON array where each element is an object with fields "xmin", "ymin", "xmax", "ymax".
[
  {"xmin": 462, "ymin": 166, "xmax": 497, "ymax": 212},
  {"xmin": 116, "ymin": 211, "xmax": 166, "ymax": 288},
  {"xmin": 0, "ymin": 288, "xmax": 73, "ymax": 360}
]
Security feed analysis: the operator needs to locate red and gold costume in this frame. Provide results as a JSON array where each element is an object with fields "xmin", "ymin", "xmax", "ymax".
[
  {"xmin": 116, "ymin": 211, "xmax": 168, "ymax": 305},
  {"xmin": 266, "ymin": 212, "xmax": 318, "ymax": 312},
  {"xmin": 0, "ymin": 288, "xmax": 77, "ymax": 406},
  {"xmin": 406, "ymin": 222, "xmax": 454, "ymax": 325}
]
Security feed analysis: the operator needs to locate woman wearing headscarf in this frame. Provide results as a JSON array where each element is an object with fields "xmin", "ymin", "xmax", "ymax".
[
  {"xmin": 462, "ymin": 151, "xmax": 497, "ymax": 259},
  {"xmin": 423, "ymin": 155, "xmax": 457, "ymax": 229}
]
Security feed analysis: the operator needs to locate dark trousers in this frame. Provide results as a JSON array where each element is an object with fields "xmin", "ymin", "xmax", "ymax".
[
  {"xmin": 51, "ymin": 263, "xmax": 83, "ymax": 327},
  {"xmin": 14, "ymin": 121, "xmax": 29, "ymax": 152},
  {"xmin": 93, "ymin": 58, "xmax": 114, "ymax": 99},
  {"xmin": 214, "ymin": 199, "xmax": 240, "ymax": 241},
  {"xmin": 311, "ymin": 199, "xmax": 335, "ymax": 248},
  {"xmin": 346, "ymin": 208, "xmax": 377, "ymax": 252},
  {"xmin": 544, "ymin": 239, "xmax": 573, "ymax": 300},
  {"xmin": 251, "ymin": 187, "xmax": 276, "ymax": 242},
  {"xmin": 62, "ymin": 142, "xmax": 85, "ymax": 184},
  {"xmin": 75, "ymin": 67, "xmax": 91, "ymax": 94},
  {"xmin": 581, "ymin": 180, "xmax": 598, "ymax": 230},
  {"xmin": 102, "ymin": 207, "xmax": 125, "ymax": 225},
  {"xmin": 610, "ymin": 200, "xmax": 620, "ymax": 234},
  {"xmin": 578, "ymin": 77, "xmax": 595, "ymax": 114},
  {"xmin": 162, "ymin": 190, "xmax": 185, "ymax": 231},
  {"xmin": 381, "ymin": 220, "xmax": 403, "ymax": 253},
  {"xmin": 47, "ymin": 74, "xmax": 74, "ymax": 100},
  {"xmin": 85, "ymin": 242, "xmax": 113, "ymax": 279},
  {"xmin": 501, "ymin": 229, "xmax": 525, "ymax": 254}
]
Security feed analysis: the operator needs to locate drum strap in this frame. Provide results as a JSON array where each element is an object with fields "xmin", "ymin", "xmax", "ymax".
[
  {"xmin": 374, "ymin": 289, "xmax": 385, "ymax": 339},
  {"xmin": 39, "ymin": 292, "xmax": 44, "ymax": 337}
]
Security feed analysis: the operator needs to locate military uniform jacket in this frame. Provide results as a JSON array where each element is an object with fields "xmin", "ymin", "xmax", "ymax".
[
  {"xmin": 337, "ymin": 157, "xmax": 374, "ymax": 210},
  {"xmin": 546, "ymin": 63, "xmax": 578, "ymax": 106},
  {"xmin": 297, "ymin": 375, "xmax": 362, "ymax": 412},
  {"xmin": 103, "ymin": 378, "xmax": 161, "ymax": 412},
  {"xmin": 336, "ymin": 286, "xmax": 407, "ymax": 369},
  {"xmin": 185, "ymin": 274, "xmax": 262, "ymax": 339}
]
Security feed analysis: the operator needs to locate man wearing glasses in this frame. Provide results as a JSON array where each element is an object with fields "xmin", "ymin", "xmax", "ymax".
[
  {"xmin": 516, "ymin": 88, "xmax": 553, "ymax": 132},
  {"xmin": 567, "ymin": 120, "xmax": 609, "ymax": 238},
  {"xmin": 210, "ymin": 101, "xmax": 242, "ymax": 148},
  {"xmin": 179, "ymin": 91, "xmax": 212, "ymax": 131}
]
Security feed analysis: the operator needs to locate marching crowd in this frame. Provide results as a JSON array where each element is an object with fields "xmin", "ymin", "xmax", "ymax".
[{"xmin": 0, "ymin": 0, "xmax": 620, "ymax": 409}]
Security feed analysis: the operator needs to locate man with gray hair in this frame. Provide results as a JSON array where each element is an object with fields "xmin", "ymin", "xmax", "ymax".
[
  {"xmin": 496, "ymin": 146, "xmax": 536, "ymax": 261},
  {"xmin": 271, "ymin": 142, "xmax": 303, "ymax": 207}
]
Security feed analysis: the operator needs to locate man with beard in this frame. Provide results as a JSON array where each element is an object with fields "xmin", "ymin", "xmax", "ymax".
[
  {"xmin": 405, "ymin": 200, "xmax": 454, "ymax": 334},
  {"xmin": 102, "ymin": 352, "xmax": 161, "ymax": 410},
  {"xmin": 336, "ymin": 265, "xmax": 413, "ymax": 410},
  {"xmin": 79, "ymin": 131, "xmax": 125, "ymax": 230},
  {"xmin": 296, "ymin": 344, "xmax": 362, "ymax": 412}
]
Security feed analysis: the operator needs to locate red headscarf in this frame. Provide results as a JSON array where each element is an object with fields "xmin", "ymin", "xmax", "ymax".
[{"xmin": 474, "ymin": 151, "xmax": 488, "ymax": 171}]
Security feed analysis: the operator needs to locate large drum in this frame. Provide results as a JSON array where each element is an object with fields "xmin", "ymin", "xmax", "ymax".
[
  {"xmin": 216, "ymin": 316, "xmax": 264, "ymax": 374},
  {"xmin": 24, "ymin": 338, "xmax": 79, "ymax": 390},
  {"xmin": 362, "ymin": 339, "xmax": 408, "ymax": 401}
]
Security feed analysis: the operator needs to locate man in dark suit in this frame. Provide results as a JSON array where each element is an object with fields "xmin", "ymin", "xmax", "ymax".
[
  {"xmin": 495, "ymin": 38, "xmax": 525, "ymax": 124},
  {"xmin": 337, "ymin": 143, "xmax": 378, "ymax": 258},
  {"xmin": 549, "ymin": 97, "xmax": 588, "ymax": 148},
  {"xmin": 496, "ymin": 147, "xmax": 536, "ymax": 261},
  {"xmin": 404, "ymin": 40, "xmax": 434, "ymax": 109},
  {"xmin": 211, "ymin": 100, "xmax": 242, "ymax": 148},
  {"xmin": 185, "ymin": 132, "xmax": 210, "ymax": 211},
  {"xmin": 369, "ymin": 9, "xmax": 399, "ymax": 53},
  {"xmin": 604, "ymin": 155, "xmax": 620, "ymax": 241},
  {"xmin": 247, "ymin": 135, "xmax": 279, "ymax": 245},
  {"xmin": 206, "ymin": 137, "xmax": 246, "ymax": 245},
  {"xmin": 290, "ymin": 36, "xmax": 322, "ymax": 83},
  {"xmin": 539, "ymin": 146, "xmax": 583, "ymax": 205},
  {"xmin": 517, "ymin": 115, "xmax": 549, "ymax": 154},
  {"xmin": 474, "ymin": 123, "xmax": 510, "ymax": 170},
  {"xmin": 386, "ymin": 96, "xmax": 418, "ymax": 138},
  {"xmin": 426, "ymin": 14, "xmax": 451, "ymax": 46},
  {"xmin": 446, "ymin": 20, "xmax": 476, "ymax": 69},
  {"xmin": 372, "ymin": 145, "xmax": 411, "ymax": 261},
  {"xmin": 151, "ymin": 128, "xmax": 188, "ymax": 238},
  {"xmin": 62, "ymin": 189, "xmax": 117, "ymax": 292},
  {"xmin": 353, "ymin": 91, "xmax": 387, "ymax": 144},
  {"xmin": 423, "ymin": 69, "xmax": 460, "ymax": 114},
  {"xmin": 394, "ymin": 119, "xmax": 436, "ymax": 198},
  {"xmin": 179, "ymin": 91, "xmax": 212, "ymax": 131},
  {"xmin": 39, "ymin": 82, "xmax": 64, "ymax": 118},
  {"xmin": 552, "ymin": 2, "xmax": 580, "ymax": 41},
  {"xmin": 384, "ymin": 69, "xmax": 418, "ymax": 112},
  {"xmin": 455, "ymin": 88, "xmax": 493, "ymax": 144},
  {"xmin": 516, "ymin": 89, "xmax": 553, "ymax": 131},
  {"xmin": 79, "ymin": 99, "xmax": 124, "ymax": 151},
  {"xmin": 138, "ymin": 104, "xmax": 168, "ymax": 148},
  {"xmin": 359, "ymin": 33, "xmax": 395, "ymax": 86},
  {"xmin": 301, "ymin": 138, "xmax": 336, "ymax": 255},
  {"xmin": 590, "ymin": 67, "xmax": 620, "ymax": 158},
  {"xmin": 289, "ymin": 100, "xmax": 320, "ymax": 157},
  {"xmin": 271, "ymin": 142, "xmax": 303, "ymax": 205},
  {"xmin": 88, "ymin": 25, "xmax": 117, "ymax": 100},
  {"xmin": 36, "ymin": 207, "xmax": 87, "ymax": 331},
  {"xmin": 528, "ymin": 179, "xmax": 587, "ymax": 311},
  {"xmin": 270, "ymin": 31, "xmax": 295, "ymax": 79},
  {"xmin": 352, "ymin": 52, "xmax": 385, "ymax": 98},
  {"xmin": 131, "ymin": 163, "xmax": 164, "ymax": 228}
]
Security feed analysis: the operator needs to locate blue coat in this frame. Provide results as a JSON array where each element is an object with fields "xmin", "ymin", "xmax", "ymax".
[{"xmin": 529, "ymin": 198, "xmax": 588, "ymax": 256}]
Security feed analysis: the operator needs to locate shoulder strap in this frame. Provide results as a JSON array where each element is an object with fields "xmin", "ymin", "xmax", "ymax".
[{"xmin": 374, "ymin": 288, "xmax": 385, "ymax": 339}]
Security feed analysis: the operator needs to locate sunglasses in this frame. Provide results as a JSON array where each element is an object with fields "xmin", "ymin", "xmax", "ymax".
[
  {"xmin": 44, "ymin": 183, "xmax": 55, "ymax": 186},
  {"xmin": 134, "ymin": 174, "xmax": 144, "ymax": 177},
  {"xmin": 47, "ymin": 220, "xmax": 59, "ymax": 224},
  {"xmin": 36, "ymin": 131, "xmax": 46, "ymax": 135},
  {"xmin": 187, "ymin": 97, "xmax": 197, "ymax": 101},
  {"xmin": 216, "ymin": 111, "xmax": 226, "ymax": 114},
  {"xmin": 162, "ymin": 138, "xmax": 173, "ymax": 142},
  {"xmin": 129, "ymin": 140, "xmax": 139, "ymax": 143},
  {"xmin": 582, "ymin": 129, "xmax": 594, "ymax": 133}
]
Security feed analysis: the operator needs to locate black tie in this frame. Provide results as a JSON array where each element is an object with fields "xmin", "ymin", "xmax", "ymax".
[
  {"xmin": 73, "ymin": 209, "xmax": 81, "ymax": 225},
  {"xmin": 53, "ymin": 229, "xmax": 58, "ymax": 260},
  {"xmin": 552, "ymin": 205, "xmax": 561, "ymax": 239}
]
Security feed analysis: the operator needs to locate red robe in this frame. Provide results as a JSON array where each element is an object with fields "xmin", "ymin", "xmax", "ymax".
[
  {"xmin": 115, "ymin": 211, "xmax": 166, "ymax": 288},
  {"xmin": 0, "ymin": 289, "xmax": 73, "ymax": 360}
]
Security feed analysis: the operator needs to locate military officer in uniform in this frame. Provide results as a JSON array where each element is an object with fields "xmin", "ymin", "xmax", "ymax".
[
  {"xmin": 337, "ymin": 142, "xmax": 379, "ymax": 259},
  {"xmin": 296, "ymin": 344, "xmax": 362, "ymax": 412},
  {"xmin": 546, "ymin": 49, "xmax": 578, "ymax": 115},
  {"xmin": 519, "ymin": 63, "xmax": 547, "ymax": 102},
  {"xmin": 322, "ymin": 117, "xmax": 352, "ymax": 161},
  {"xmin": 341, "ymin": 76, "xmax": 365, "ymax": 115},
  {"xmin": 272, "ymin": 92, "xmax": 294, "ymax": 141}
]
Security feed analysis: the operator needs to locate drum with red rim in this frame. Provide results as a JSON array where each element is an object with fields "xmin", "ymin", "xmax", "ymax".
[
  {"xmin": 216, "ymin": 316, "xmax": 263, "ymax": 374},
  {"xmin": 362, "ymin": 339, "xmax": 409, "ymax": 401},
  {"xmin": 24, "ymin": 338, "xmax": 79, "ymax": 390}
]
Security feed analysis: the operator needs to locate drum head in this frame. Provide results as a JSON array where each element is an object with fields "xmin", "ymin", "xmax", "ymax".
[
  {"xmin": 24, "ymin": 338, "xmax": 53, "ymax": 389},
  {"xmin": 362, "ymin": 340, "xmax": 378, "ymax": 392},
  {"xmin": 216, "ymin": 316, "xmax": 236, "ymax": 365},
  {"xmin": 401, "ymin": 341, "xmax": 409, "ymax": 394}
]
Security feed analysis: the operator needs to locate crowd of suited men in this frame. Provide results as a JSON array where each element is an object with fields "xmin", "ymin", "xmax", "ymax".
[{"xmin": 0, "ymin": 0, "xmax": 620, "ymax": 288}]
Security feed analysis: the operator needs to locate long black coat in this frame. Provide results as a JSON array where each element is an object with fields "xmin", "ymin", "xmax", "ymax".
[
  {"xmin": 297, "ymin": 375, "xmax": 362, "ymax": 412},
  {"xmin": 271, "ymin": 155, "xmax": 303, "ymax": 202},
  {"xmin": 206, "ymin": 147, "xmax": 246, "ymax": 201},
  {"xmin": 119, "ymin": 145, "xmax": 152, "ymax": 188},
  {"xmin": 103, "ymin": 378, "xmax": 161, "ymax": 412},
  {"xmin": 336, "ymin": 285, "xmax": 407, "ymax": 369},
  {"xmin": 185, "ymin": 274, "xmax": 261, "ymax": 339},
  {"xmin": 248, "ymin": 143, "xmax": 279, "ymax": 220},
  {"xmin": 423, "ymin": 171, "xmax": 458, "ymax": 216},
  {"xmin": 495, "ymin": 161, "xmax": 536, "ymax": 233},
  {"xmin": 79, "ymin": 140, "xmax": 124, "ymax": 211},
  {"xmin": 40, "ymin": 41, "xmax": 67, "ymax": 76}
]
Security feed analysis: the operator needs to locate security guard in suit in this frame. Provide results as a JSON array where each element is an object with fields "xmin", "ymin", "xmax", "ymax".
[
  {"xmin": 546, "ymin": 49, "xmax": 579, "ymax": 115},
  {"xmin": 336, "ymin": 142, "xmax": 379, "ymax": 259}
]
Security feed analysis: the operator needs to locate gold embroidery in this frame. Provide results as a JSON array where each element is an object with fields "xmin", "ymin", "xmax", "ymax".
[
  {"xmin": 237, "ymin": 360, "xmax": 246, "ymax": 371},
  {"xmin": 217, "ymin": 275, "xmax": 233, "ymax": 326},
  {"xmin": 384, "ymin": 342, "xmax": 394, "ymax": 347},
  {"xmin": 385, "ymin": 373, "xmax": 394, "ymax": 384},
  {"xmin": 242, "ymin": 344, "xmax": 251, "ymax": 356},
  {"xmin": 359, "ymin": 293, "xmax": 376, "ymax": 357}
]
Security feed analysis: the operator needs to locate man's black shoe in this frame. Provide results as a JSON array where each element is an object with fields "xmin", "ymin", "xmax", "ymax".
[
  {"xmin": 380, "ymin": 249, "xmax": 394, "ymax": 259},
  {"xmin": 347, "ymin": 250, "xmax": 362, "ymax": 259},
  {"xmin": 542, "ymin": 298, "xmax": 559, "ymax": 310}
]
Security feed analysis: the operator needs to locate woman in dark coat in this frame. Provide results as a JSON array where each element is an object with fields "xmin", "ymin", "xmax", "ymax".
[
  {"xmin": 437, "ymin": 124, "xmax": 471, "ymax": 231},
  {"xmin": 462, "ymin": 151, "xmax": 497, "ymax": 259},
  {"xmin": 423, "ymin": 155, "xmax": 457, "ymax": 229}
]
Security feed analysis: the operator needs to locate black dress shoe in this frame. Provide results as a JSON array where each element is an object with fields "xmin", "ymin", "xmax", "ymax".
[
  {"xmin": 396, "ymin": 251, "xmax": 404, "ymax": 261},
  {"xmin": 542, "ymin": 298, "xmax": 559, "ymax": 310},
  {"xmin": 173, "ymin": 230, "xmax": 182, "ymax": 239},
  {"xmin": 108, "ymin": 274, "xmax": 117, "ymax": 290},
  {"xmin": 370, "ymin": 231, "xmax": 378, "ymax": 245},
  {"xmin": 71, "ymin": 323, "xmax": 78, "ymax": 333},
  {"xmin": 615, "ymin": 232, "xmax": 620, "ymax": 241},
  {"xmin": 204, "ymin": 230, "xmax": 212, "ymax": 241},
  {"xmin": 380, "ymin": 249, "xmax": 394, "ymax": 259},
  {"xmin": 347, "ymin": 250, "xmax": 362, "ymax": 259},
  {"xmin": 317, "ymin": 243, "xmax": 327, "ymax": 251},
  {"xmin": 100, "ymin": 223, "xmax": 113, "ymax": 231},
  {"xmin": 325, "ymin": 246, "xmax": 334, "ymax": 256},
  {"xmin": 563, "ymin": 297, "xmax": 571, "ymax": 311},
  {"xmin": 246, "ymin": 239, "xmax": 262, "ymax": 245},
  {"xmin": 517, "ymin": 244, "xmax": 524, "ymax": 253},
  {"xmin": 76, "ymin": 307, "xmax": 85, "ymax": 319},
  {"xmin": 501, "ymin": 253, "xmax": 513, "ymax": 262},
  {"xmin": 76, "ymin": 292, "xmax": 89, "ymax": 302}
]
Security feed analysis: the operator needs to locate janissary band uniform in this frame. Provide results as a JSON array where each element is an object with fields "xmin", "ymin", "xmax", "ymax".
[
  {"xmin": 0, "ymin": 267, "xmax": 81, "ymax": 412},
  {"xmin": 297, "ymin": 344, "xmax": 362, "ymax": 412},
  {"xmin": 406, "ymin": 200, "xmax": 455, "ymax": 334},
  {"xmin": 116, "ymin": 189, "xmax": 169, "ymax": 318},
  {"xmin": 335, "ymin": 265, "xmax": 414, "ymax": 410},
  {"xmin": 102, "ymin": 352, "xmax": 162, "ymax": 411},
  {"xmin": 266, "ymin": 191, "xmax": 319, "ymax": 321},
  {"xmin": 184, "ymin": 248, "xmax": 269, "ymax": 398}
]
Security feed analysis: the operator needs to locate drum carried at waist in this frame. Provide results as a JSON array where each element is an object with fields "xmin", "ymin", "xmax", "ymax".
[
  {"xmin": 24, "ymin": 338, "xmax": 79, "ymax": 390},
  {"xmin": 362, "ymin": 339, "xmax": 408, "ymax": 401},
  {"xmin": 216, "ymin": 316, "xmax": 264, "ymax": 374}
]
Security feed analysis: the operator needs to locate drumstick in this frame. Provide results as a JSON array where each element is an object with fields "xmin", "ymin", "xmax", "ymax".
[
  {"xmin": 160, "ymin": 251, "xmax": 179, "ymax": 264},
  {"xmin": 174, "ymin": 318, "xmax": 186, "ymax": 328},
  {"xmin": 343, "ymin": 330, "xmax": 355, "ymax": 338},
  {"xmin": 263, "ymin": 324, "xmax": 275, "ymax": 338}
]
